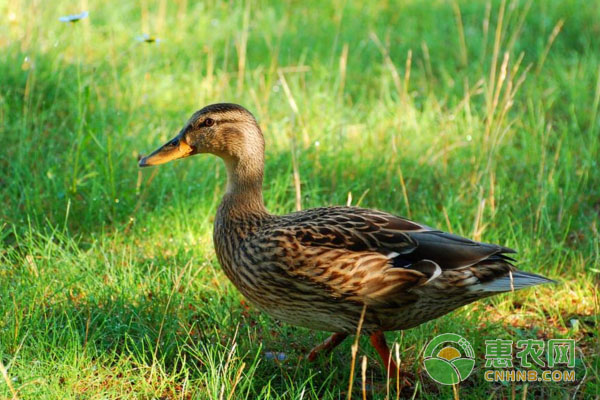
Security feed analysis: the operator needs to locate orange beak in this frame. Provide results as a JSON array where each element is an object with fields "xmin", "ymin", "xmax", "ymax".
[{"xmin": 138, "ymin": 134, "xmax": 194, "ymax": 167}]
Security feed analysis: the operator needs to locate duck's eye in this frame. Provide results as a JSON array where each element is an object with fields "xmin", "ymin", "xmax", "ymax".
[{"xmin": 204, "ymin": 118, "xmax": 215, "ymax": 127}]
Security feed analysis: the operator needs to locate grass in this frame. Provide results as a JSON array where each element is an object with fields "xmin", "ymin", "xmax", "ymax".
[{"xmin": 0, "ymin": 0, "xmax": 599, "ymax": 398}]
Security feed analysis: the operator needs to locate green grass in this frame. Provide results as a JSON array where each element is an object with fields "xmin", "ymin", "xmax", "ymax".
[{"xmin": 1, "ymin": 0, "xmax": 599, "ymax": 398}]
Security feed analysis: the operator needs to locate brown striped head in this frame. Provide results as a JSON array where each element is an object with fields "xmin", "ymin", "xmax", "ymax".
[{"xmin": 138, "ymin": 103, "xmax": 264, "ymax": 168}]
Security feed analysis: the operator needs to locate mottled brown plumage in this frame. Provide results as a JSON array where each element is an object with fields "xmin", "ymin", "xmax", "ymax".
[{"xmin": 139, "ymin": 103, "xmax": 553, "ymax": 373}]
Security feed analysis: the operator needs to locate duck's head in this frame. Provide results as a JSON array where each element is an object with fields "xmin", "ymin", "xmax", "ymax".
[{"xmin": 138, "ymin": 103, "xmax": 263, "ymax": 168}]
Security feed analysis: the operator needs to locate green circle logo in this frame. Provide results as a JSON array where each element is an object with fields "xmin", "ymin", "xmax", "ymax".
[{"xmin": 423, "ymin": 333, "xmax": 475, "ymax": 385}]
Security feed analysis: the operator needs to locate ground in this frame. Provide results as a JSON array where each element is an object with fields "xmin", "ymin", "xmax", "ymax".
[{"xmin": 0, "ymin": 0, "xmax": 598, "ymax": 399}]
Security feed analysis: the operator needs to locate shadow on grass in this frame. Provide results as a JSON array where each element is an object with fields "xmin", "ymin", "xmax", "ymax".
[
  {"xmin": 3, "ymin": 279, "xmax": 591, "ymax": 398},
  {"xmin": 1, "ymin": 280, "xmax": 374, "ymax": 397}
]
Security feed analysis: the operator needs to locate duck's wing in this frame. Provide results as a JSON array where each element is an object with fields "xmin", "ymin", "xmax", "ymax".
[
  {"xmin": 254, "ymin": 206, "xmax": 523, "ymax": 306},
  {"xmin": 280, "ymin": 206, "xmax": 515, "ymax": 268}
]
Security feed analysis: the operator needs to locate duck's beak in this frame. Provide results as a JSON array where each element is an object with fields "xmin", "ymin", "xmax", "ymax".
[{"xmin": 138, "ymin": 133, "xmax": 194, "ymax": 167}]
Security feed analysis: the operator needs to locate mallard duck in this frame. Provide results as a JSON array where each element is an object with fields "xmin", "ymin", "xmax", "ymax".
[{"xmin": 139, "ymin": 103, "xmax": 553, "ymax": 375}]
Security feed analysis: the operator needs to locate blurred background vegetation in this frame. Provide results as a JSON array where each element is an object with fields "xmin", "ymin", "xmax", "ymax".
[{"xmin": 0, "ymin": 0, "xmax": 598, "ymax": 398}]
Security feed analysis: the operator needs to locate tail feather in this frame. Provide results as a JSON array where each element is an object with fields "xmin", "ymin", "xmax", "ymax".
[{"xmin": 476, "ymin": 271, "xmax": 556, "ymax": 293}]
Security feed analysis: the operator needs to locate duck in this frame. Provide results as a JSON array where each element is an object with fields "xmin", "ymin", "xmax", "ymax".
[{"xmin": 138, "ymin": 103, "xmax": 553, "ymax": 376}]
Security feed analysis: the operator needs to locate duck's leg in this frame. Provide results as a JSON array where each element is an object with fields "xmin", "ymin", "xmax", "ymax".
[
  {"xmin": 369, "ymin": 331, "xmax": 399, "ymax": 375},
  {"xmin": 307, "ymin": 332, "xmax": 349, "ymax": 361}
]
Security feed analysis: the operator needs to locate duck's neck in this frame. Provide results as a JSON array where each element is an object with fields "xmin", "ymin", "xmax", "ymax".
[{"xmin": 219, "ymin": 154, "xmax": 268, "ymax": 219}]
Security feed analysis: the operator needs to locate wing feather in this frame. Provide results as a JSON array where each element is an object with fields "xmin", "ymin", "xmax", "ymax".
[{"xmin": 252, "ymin": 206, "xmax": 518, "ymax": 306}]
